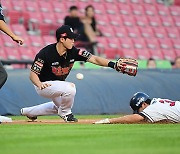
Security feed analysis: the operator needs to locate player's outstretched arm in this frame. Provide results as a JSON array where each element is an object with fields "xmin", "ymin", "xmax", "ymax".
[
  {"xmin": 94, "ymin": 114, "xmax": 145, "ymax": 124},
  {"xmin": 88, "ymin": 55, "xmax": 110, "ymax": 67},
  {"xmin": 0, "ymin": 20, "xmax": 24, "ymax": 45}
]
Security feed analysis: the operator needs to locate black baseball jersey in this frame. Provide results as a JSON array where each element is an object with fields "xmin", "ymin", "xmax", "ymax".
[
  {"xmin": 31, "ymin": 43, "xmax": 92, "ymax": 82},
  {"xmin": 0, "ymin": 4, "xmax": 5, "ymax": 21}
]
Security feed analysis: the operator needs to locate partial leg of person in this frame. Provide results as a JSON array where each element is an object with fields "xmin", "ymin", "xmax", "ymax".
[
  {"xmin": 35, "ymin": 81, "xmax": 77, "ymax": 122},
  {"xmin": 0, "ymin": 61, "xmax": 7, "ymax": 89},
  {"xmin": 21, "ymin": 101, "xmax": 58, "ymax": 120}
]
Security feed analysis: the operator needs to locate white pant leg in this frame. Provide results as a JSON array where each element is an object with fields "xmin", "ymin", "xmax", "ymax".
[
  {"xmin": 35, "ymin": 81, "xmax": 76, "ymax": 117},
  {"xmin": 22, "ymin": 101, "xmax": 58, "ymax": 117}
]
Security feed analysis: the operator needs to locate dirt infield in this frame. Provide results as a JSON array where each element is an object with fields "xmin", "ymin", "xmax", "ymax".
[{"xmin": 2, "ymin": 119, "xmax": 98, "ymax": 125}]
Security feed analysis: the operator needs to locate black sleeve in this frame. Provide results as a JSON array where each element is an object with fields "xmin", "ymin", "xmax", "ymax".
[
  {"xmin": 64, "ymin": 16, "xmax": 71, "ymax": 26},
  {"xmin": 0, "ymin": 4, "xmax": 5, "ymax": 21},
  {"xmin": 30, "ymin": 51, "xmax": 45, "ymax": 75},
  {"xmin": 72, "ymin": 46, "xmax": 92, "ymax": 62}
]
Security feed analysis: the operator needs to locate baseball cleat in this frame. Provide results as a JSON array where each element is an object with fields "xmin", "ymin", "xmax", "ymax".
[
  {"xmin": 21, "ymin": 109, "xmax": 37, "ymax": 121},
  {"xmin": 61, "ymin": 113, "xmax": 78, "ymax": 122}
]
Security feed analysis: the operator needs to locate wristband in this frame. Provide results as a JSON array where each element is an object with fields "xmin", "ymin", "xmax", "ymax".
[{"xmin": 108, "ymin": 61, "xmax": 115, "ymax": 69}]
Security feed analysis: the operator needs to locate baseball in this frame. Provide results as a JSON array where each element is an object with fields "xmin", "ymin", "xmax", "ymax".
[{"xmin": 76, "ymin": 73, "xmax": 84, "ymax": 80}]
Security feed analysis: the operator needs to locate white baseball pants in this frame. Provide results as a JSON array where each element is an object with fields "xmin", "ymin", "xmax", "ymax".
[{"xmin": 22, "ymin": 81, "xmax": 76, "ymax": 117}]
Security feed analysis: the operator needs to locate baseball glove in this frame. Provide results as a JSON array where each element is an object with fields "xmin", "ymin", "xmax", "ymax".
[{"xmin": 115, "ymin": 58, "xmax": 138, "ymax": 76}]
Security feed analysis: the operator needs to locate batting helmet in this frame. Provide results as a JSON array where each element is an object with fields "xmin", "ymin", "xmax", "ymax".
[{"xmin": 130, "ymin": 92, "xmax": 150, "ymax": 114}]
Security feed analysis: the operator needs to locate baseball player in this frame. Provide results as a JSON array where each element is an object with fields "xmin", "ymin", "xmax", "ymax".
[
  {"xmin": 0, "ymin": 3, "xmax": 24, "ymax": 89},
  {"xmin": 95, "ymin": 92, "xmax": 180, "ymax": 124},
  {"xmin": 21, "ymin": 25, "xmax": 138, "ymax": 122}
]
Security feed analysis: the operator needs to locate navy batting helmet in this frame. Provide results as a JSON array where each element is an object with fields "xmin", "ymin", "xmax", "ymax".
[{"xmin": 130, "ymin": 92, "xmax": 150, "ymax": 114}]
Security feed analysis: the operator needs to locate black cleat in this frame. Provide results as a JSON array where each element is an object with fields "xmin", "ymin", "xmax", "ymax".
[{"xmin": 61, "ymin": 113, "xmax": 78, "ymax": 122}]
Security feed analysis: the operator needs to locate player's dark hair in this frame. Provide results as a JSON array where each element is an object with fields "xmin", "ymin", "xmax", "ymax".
[
  {"xmin": 69, "ymin": 6, "xmax": 78, "ymax": 11},
  {"xmin": 145, "ymin": 99, "xmax": 151, "ymax": 105}
]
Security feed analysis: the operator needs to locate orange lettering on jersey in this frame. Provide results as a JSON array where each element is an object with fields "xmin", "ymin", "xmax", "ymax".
[{"xmin": 52, "ymin": 64, "xmax": 74, "ymax": 76}]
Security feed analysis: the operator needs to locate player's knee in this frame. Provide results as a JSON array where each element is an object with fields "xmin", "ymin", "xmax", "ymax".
[{"xmin": 66, "ymin": 83, "xmax": 76, "ymax": 97}]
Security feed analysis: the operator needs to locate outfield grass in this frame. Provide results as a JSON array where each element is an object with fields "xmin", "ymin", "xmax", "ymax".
[{"xmin": 0, "ymin": 116, "xmax": 180, "ymax": 154}]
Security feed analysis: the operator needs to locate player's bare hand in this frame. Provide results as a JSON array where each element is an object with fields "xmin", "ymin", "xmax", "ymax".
[
  {"xmin": 12, "ymin": 35, "xmax": 24, "ymax": 45},
  {"xmin": 39, "ymin": 83, "xmax": 51, "ymax": 90}
]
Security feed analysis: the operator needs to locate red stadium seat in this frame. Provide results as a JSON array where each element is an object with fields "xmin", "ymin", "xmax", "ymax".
[
  {"xmin": 38, "ymin": 1, "xmax": 53, "ymax": 13},
  {"xmin": 7, "ymin": 11, "xmax": 22, "ymax": 24},
  {"xmin": 4, "ymin": 47, "xmax": 20, "ymax": 60},
  {"xmin": 104, "ymin": 3, "xmax": 119, "ymax": 14},
  {"xmin": 0, "ymin": 47, "xmax": 7, "ymax": 60},
  {"xmin": 42, "ymin": 35, "xmax": 56, "ymax": 46},
  {"xmin": 145, "ymin": 38, "xmax": 164, "ymax": 59},
  {"xmin": 121, "ymin": 15, "xmax": 135, "ymax": 27},
  {"xmin": 139, "ymin": 27, "xmax": 154, "ymax": 38},
  {"xmin": 169, "ymin": 6, "xmax": 180, "ymax": 16},
  {"xmin": 11, "ymin": 0, "xmax": 25, "ymax": 12},
  {"xmin": 143, "ymin": 0, "xmax": 158, "ymax": 5},
  {"xmin": 24, "ymin": 0, "xmax": 39, "ymax": 12},
  {"xmin": 91, "ymin": 3, "xmax": 106, "ymax": 14},
  {"xmin": 171, "ymin": 39, "xmax": 180, "ymax": 50},
  {"xmin": 52, "ymin": 2, "xmax": 66, "ymax": 13},
  {"xmin": 1, "ymin": 34, "xmax": 17, "ymax": 48},
  {"xmin": 11, "ymin": 24, "xmax": 27, "ymax": 36},
  {"xmin": 108, "ymin": 15, "xmax": 123, "ymax": 27},
  {"xmin": 160, "ymin": 16, "xmax": 175, "ymax": 27},
  {"xmin": 132, "ymin": 38, "xmax": 151, "ymax": 59},
  {"xmin": 54, "ymin": 12, "xmax": 68, "ymax": 25},
  {"xmin": 131, "ymin": 4, "xmax": 145, "ymax": 15},
  {"xmin": 18, "ymin": 47, "xmax": 34, "ymax": 60},
  {"xmin": 172, "ymin": 16, "xmax": 180, "ymax": 27},
  {"xmin": 144, "ymin": 4, "xmax": 158, "ymax": 16},
  {"xmin": 158, "ymin": 38, "xmax": 176, "ymax": 61},
  {"xmin": 134, "ymin": 15, "xmax": 149, "ymax": 27},
  {"xmin": 41, "ymin": 12, "xmax": 56, "ymax": 24},
  {"xmin": 130, "ymin": 0, "xmax": 143, "ymax": 4},
  {"xmin": 96, "ymin": 14, "xmax": 110, "ymax": 26},
  {"xmin": 113, "ymin": 27, "xmax": 128, "ymax": 38},
  {"xmin": 175, "ymin": 49, "xmax": 180, "ymax": 57},
  {"xmin": 98, "ymin": 25, "xmax": 115, "ymax": 37},
  {"xmin": 157, "ymin": 5, "xmax": 170, "ymax": 16},
  {"xmin": 28, "ymin": 35, "xmax": 45, "ymax": 48},
  {"xmin": 119, "ymin": 38, "xmax": 137, "ymax": 58},
  {"xmin": 148, "ymin": 16, "xmax": 162, "ymax": 27},
  {"xmin": 166, "ymin": 27, "xmax": 180, "ymax": 39},
  {"xmin": 118, "ymin": 3, "xmax": 132, "ymax": 15},
  {"xmin": 1, "ymin": 0, "xmax": 12, "ymax": 13},
  {"xmin": 153, "ymin": 27, "xmax": 167, "ymax": 39},
  {"xmin": 126, "ymin": 27, "xmax": 141, "ymax": 38}
]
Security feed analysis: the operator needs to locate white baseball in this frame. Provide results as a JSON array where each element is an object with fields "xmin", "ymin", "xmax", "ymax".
[{"xmin": 76, "ymin": 73, "xmax": 84, "ymax": 80}]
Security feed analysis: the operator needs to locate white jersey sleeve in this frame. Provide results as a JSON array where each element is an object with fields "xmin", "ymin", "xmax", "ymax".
[{"xmin": 140, "ymin": 98, "xmax": 180, "ymax": 123}]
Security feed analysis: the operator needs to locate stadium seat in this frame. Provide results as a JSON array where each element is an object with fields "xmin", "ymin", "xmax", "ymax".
[
  {"xmin": 18, "ymin": 47, "xmax": 34, "ymax": 60},
  {"xmin": 52, "ymin": 2, "xmax": 66, "ymax": 13},
  {"xmin": 96, "ymin": 37, "xmax": 108, "ymax": 54},
  {"xmin": 4, "ymin": 47, "xmax": 20, "ymax": 60},
  {"xmin": 42, "ymin": 35, "xmax": 56, "ymax": 46},
  {"xmin": 134, "ymin": 15, "xmax": 148, "ymax": 27},
  {"xmin": 171, "ymin": 39, "xmax": 180, "ymax": 50},
  {"xmin": 118, "ymin": 3, "xmax": 132, "ymax": 15},
  {"xmin": 113, "ymin": 27, "xmax": 128, "ymax": 38},
  {"xmin": 0, "ymin": 47, "xmax": 7, "ymax": 60},
  {"xmin": 153, "ymin": 27, "xmax": 167, "ymax": 39},
  {"xmin": 91, "ymin": 3, "xmax": 106, "ymax": 14},
  {"xmin": 144, "ymin": 4, "xmax": 158, "ymax": 16},
  {"xmin": 118, "ymin": 38, "xmax": 137, "ymax": 58},
  {"xmin": 121, "ymin": 15, "xmax": 135, "ymax": 27},
  {"xmin": 108, "ymin": 15, "xmax": 123, "ymax": 27},
  {"xmin": 157, "ymin": 5, "xmax": 170, "ymax": 16},
  {"xmin": 130, "ymin": 0, "xmax": 143, "ymax": 5},
  {"xmin": 175, "ymin": 49, "xmax": 180, "ymax": 56},
  {"xmin": 126, "ymin": 26, "xmax": 141, "ymax": 38},
  {"xmin": 172, "ymin": 16, "xmax": 180, "ymax": 27},
  {"xmin": 24, "ymin": 0, "xmax": 39, "ymax": 12},
  {"xmin": 139, "ymin": 27, "xmax": 154, "ymax": 38},
  {"xmin": 131, "ymin": 4, "xmax": 145, "ymax": 15},
  {"xmin": 7, "ymin": 11, "xmax": 22, "ymax": 24},
  {"xmin": 96, "ymin": 14, "xmax": 110, "ymax": 26},
  {"xmin": 28, "ymin": 35, "xmax": 45, "ymax": 48},
  {"xmin": 11, "ymin": 24, "xmax": 27, "ymax": 36},
  {"xmin": 54, "ymin": 12, "xmax": 67, "ymax": 25},
  {"xmin": 38, "ymin": 1, "xmax": 53, "ymax": 13},
  {"xmin": 132, "ymin": 38, "xmax": 151, "ymax": 59},
  {"xmin": 104, "ymin": 3, "xmax": 119, "ymax": 14},
  {"xmin": 106, "ymin": 37, "xmax": 122, "ymax": 55},
  {"xmin": 1, "ymin": 0, "xmax": 12, "ymax": 13},
  {"xmin": 158, "ymin": 38, "xmax": 176, "ymax": 61},
  {"xmin": 169, "ymin": 6, "xmax": 180, "ymax": 16},
  {"xmin": 11, "ymin": 0, "xmax": 25, "ymax": 12},
  {"xmin": 41, "ymin": 12, "xmax": 56, "ymax": 24},
  {"xmin": 160, "ymin": 16, "xmax": 175, "ymax": 27},
  {"xmin": 166, "ymin": 27, "xmax": 180, "ymax": 39},
  {"xmin": 148, "ymin": 16, "xmax": 162, "ymax": 27},
  {"xmin": 98, "ymin": 25, "xmax": 115, "ymax": 37},
  {"xmin": 1, "ymin": 34, "xmax": 17, "ymax": 48},
  {"xmin": 156, "ymin": 60, "xmax": 172, "ymax": 69},
  {"xmin": 143, "ymin": 0, "xmax": 158, "ymax": 5},
  {"xmin": 145, "ymin": 38, "xmax": 164, "ymax": 59}
]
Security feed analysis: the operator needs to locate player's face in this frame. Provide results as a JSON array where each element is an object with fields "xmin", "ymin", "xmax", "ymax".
[
  {"xmin": 138, "ymin": 103, "xmax": 149, "ymax": 113},
  {"xmin": 63, "ymin": 38, "xmax": 74, "ymax": 49}
]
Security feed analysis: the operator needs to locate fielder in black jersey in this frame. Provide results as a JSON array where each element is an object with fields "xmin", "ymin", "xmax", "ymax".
[
  {"xmin": 21, "ymin": 25, "xmax": 138, "ymax": 122},
  {"xmin": 0, "ymin": 3, "xmax": 24, "ymax": 89}
]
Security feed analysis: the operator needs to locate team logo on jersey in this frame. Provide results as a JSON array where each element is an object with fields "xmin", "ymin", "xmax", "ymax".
[
  {"xmin": 52, "ymin": 64, "xmax": 74, "ymax": 76},
  {"xmin": 31, "ymin": 58, "xmax": 44, "ymax": 74}
]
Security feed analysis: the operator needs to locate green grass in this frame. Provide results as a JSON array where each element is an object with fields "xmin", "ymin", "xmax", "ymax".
[{"xmin": 0, "ymin": 116, "xmax": 180, "ymax": 154}]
